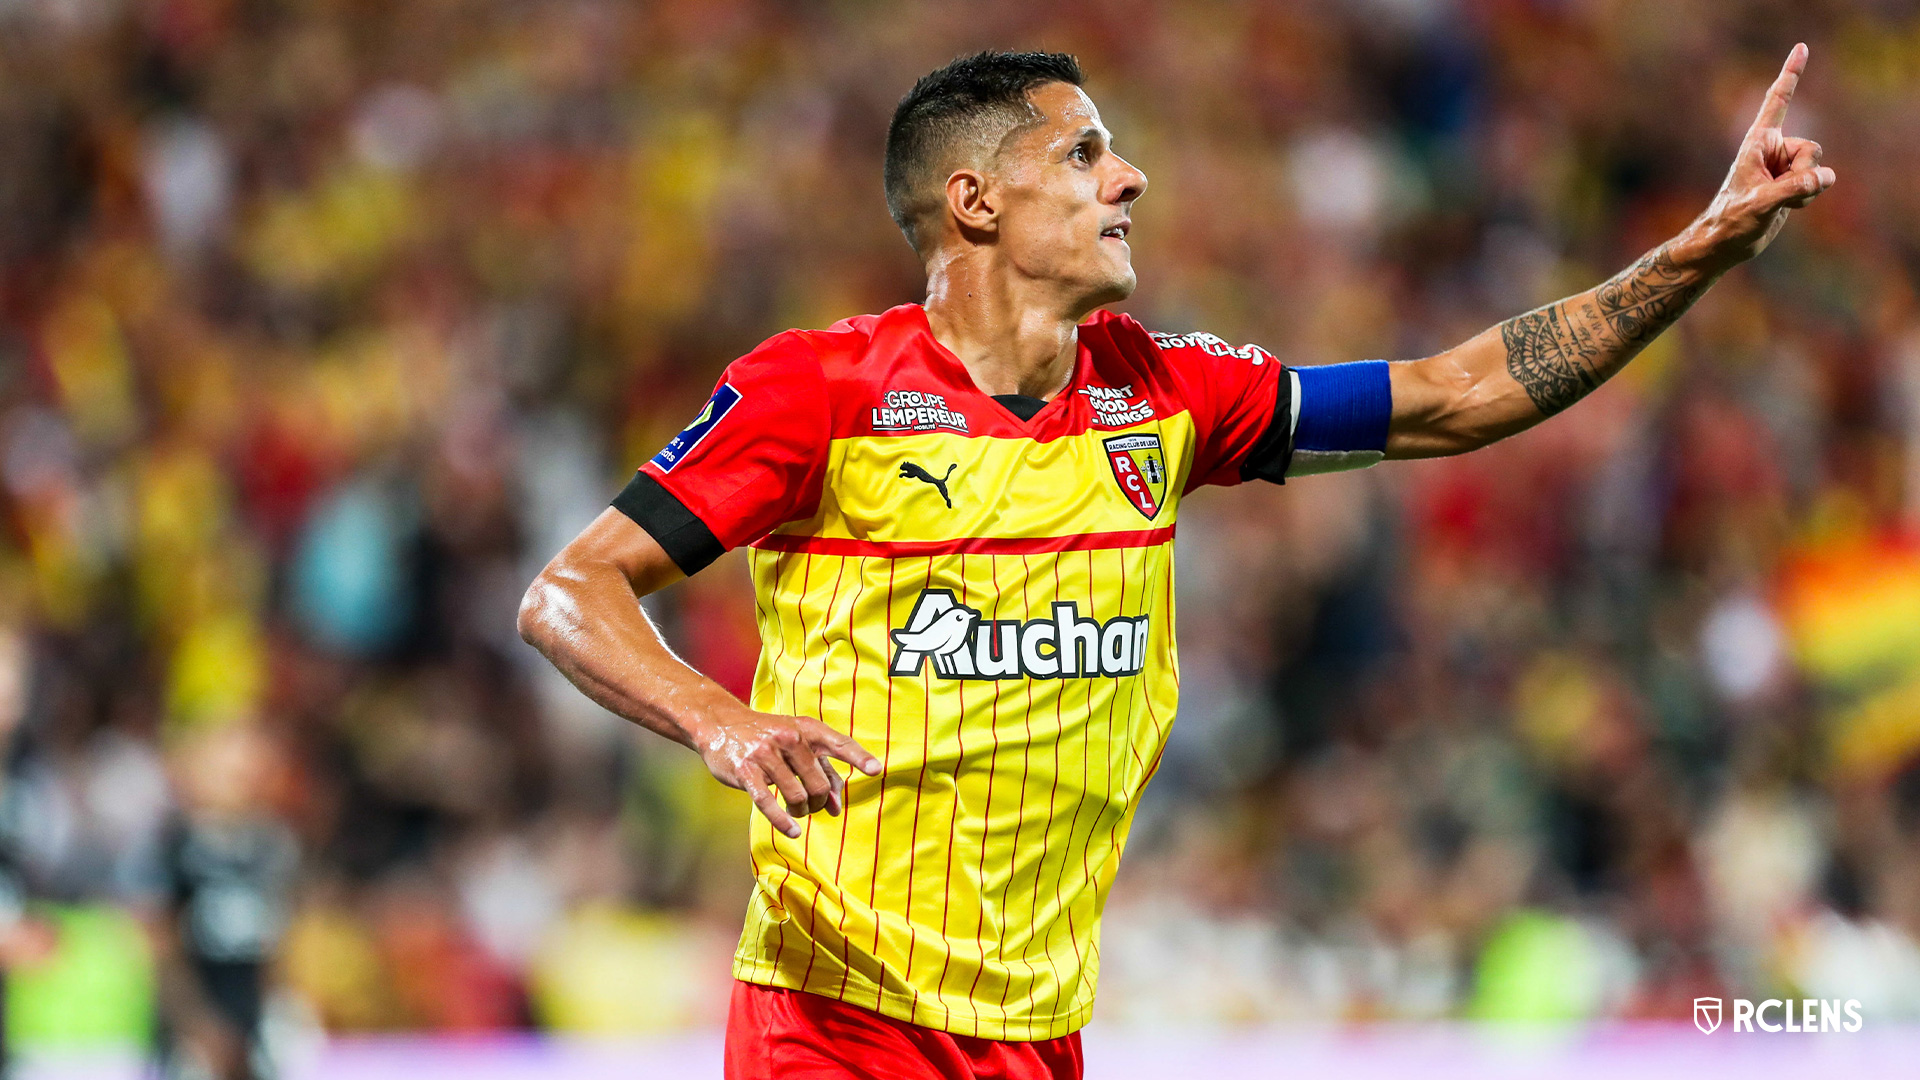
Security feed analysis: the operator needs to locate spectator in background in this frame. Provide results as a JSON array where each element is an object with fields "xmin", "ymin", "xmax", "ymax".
[
  {"xmin": 149, "ymin": 724, "xmax": 297, "ymax": 1080},
  {"xmin": 0, "ymin": 626, "xmax": 57, "ymax": 1078}
]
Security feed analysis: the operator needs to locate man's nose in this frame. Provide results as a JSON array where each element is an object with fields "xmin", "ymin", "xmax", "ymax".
[{"xmin": 1111, "ymin": 154, "xmax": 1148, "ymax": 204}]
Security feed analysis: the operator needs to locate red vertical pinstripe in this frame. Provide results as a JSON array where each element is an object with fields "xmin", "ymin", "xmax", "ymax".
[
  {"xmin": 898, "ymin": 556, "xmax": 936, "ymax": 1014},
  {"xmin": 1099, "ymin": 549, "xmax": 1144, "ymax": 871},
  {"xmin": 759, "ymin": 552, "xmax": 806, "ymax": 976},
  {"xmin": 1130, "ymin": 553, "xmax": 1180, "ymax": 791},
  {"xmin": 810, "ymin": 555, "xmax": 846, "ymax": 723},
  {"xmin": 933, "ymin": 552, "xmax": 978, "ymax": 1028},
  {"xmin": 804, "ymin": 560, "xmax": 865, "ymax": 995},
  {"xmin": 838, "ymin": 557, "xmax": 895, "ymax": 1000},
  {"xmin": 796, "ymin": 554, "xmax": 847, "ymax": 993},
  {"xmin": 861, "ymin": 556, "xmax": 910, "ymax": 1014},
  {"xmin": 996, "ymin": 554, "xmax": 1040, "ymax": 1015},
  {"xmin": 1023, "ymin": 553, "xmax": 1070, "ymax": 1005},
  {"xmin": 1164, "ymin": 551, "xmax": 1181, "ymax": 697},
  {"xmin": 1134, "ymin": 552, "xmax": 1170, "ymax": 773},
  {"xmin": 1050, "ymin": 549, "xmax": 1098, "ymax": 1000},
  {"xmin": 1118, "ymin": 561, "xmax": 1151, "ymax": 778},
  {"xmin": 962, "ymin": 555, "xmax": 1004, "ymax": 1017},
  {"xmin": 741, "ymin": 556, "xmax": 775, "ymax": 955}
]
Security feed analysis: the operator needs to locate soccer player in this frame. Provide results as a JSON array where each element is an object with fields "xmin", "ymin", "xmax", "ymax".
[
  {"xmin": 519, "ymin": 47, "xmax": 1832, "ymax": 1079},
  {"xmin": 150, "ymin": 725, "xmax": 298, "ymax": 1080}
]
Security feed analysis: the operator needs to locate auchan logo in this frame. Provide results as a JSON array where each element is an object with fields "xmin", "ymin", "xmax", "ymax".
[{"xmin": 887, "ymin": 589, "xmax": 1149, "ymax": 681}]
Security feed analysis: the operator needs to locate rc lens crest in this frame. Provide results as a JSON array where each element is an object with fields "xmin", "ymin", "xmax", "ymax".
[{"xmin": 1104, "ymin": 434, "xmax": 1166, "ymax": 520}]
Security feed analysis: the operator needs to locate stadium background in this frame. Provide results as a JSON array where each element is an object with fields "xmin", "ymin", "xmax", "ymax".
[{"xmin": 0, "ymin": 0, "xmax": 1918, "ymax": 1075}]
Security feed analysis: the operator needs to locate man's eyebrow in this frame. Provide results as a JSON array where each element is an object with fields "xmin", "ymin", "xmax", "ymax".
[{"xmin": 1062, "ymin": 125, "xmax": 1110, "ymax": 154}]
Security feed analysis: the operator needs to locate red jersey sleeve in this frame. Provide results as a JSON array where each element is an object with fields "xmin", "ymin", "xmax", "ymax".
[
  {"xmin": 613, "ymin": 332, "xmax": 829, "ymax": 574},
  {"xmin": 1145, "ymin": 327, "xmax": 1291, "ymax": 490}
]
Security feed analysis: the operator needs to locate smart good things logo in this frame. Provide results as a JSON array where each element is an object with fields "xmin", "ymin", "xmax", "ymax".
[{"xmin": 1692, "ymin": 997, "xmax": 1863, "ymax": 1034}]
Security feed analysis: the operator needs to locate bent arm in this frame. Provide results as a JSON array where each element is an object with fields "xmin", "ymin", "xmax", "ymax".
[
  {"xmin": 1384, "ymin": 240, "xmax": 1717, "ymax": 458},
  {"xmin": 517, "ymin": 508, "xmax": 721, "ymax": 748},
  {"xmin": 518, "ymin": 508, "xmax": 879, "ymax": 837}
]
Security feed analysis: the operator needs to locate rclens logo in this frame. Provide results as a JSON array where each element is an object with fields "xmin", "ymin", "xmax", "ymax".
[
  {"xmin": 1693, "ymin": 997, "xmax": 1864, "ymax": 1033},
  {"xmin": 887, "ymin": 590, "xmax": 1150, "ymax": 681}
]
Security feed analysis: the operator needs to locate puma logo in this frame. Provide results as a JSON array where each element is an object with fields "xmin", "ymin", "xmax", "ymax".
[{"xmin": 898, "ymin": 462, "xmax": 957, "ymax": 508}]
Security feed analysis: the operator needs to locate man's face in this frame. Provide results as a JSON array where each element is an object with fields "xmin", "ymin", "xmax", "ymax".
[{"xmin": 989, "ymin": 82, "xmax": 1148, "ymax": 310}]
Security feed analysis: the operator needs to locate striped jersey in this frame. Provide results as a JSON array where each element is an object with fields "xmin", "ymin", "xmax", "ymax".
[{"xmin": 621, "ymin": 304, "xmax": 1292, "ymax": 1040}]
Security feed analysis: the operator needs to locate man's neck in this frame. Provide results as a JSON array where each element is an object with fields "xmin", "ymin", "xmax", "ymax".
[{"xmin": 922, "ymin": 254, "xmax": 1084, "ymax": 400}]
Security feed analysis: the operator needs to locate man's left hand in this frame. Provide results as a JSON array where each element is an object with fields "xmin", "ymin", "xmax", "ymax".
[{"xmin": 1678, "ymin": 43, "xmax": 1837, "ymax": 271}]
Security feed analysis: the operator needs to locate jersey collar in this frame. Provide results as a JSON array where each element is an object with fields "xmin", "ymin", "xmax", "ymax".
[{"xmin": 905, "ymin": 304, "xmax": 1091, "ymax": 429}]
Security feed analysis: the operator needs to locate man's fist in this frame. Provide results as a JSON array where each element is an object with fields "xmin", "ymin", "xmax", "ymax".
[
  {"xmin": 692, "ymin": 705, "xmax": 882, "ymax": 838},
  {"xmin": 1686, "ymin": 43, "xmax": 1837, "ymax": 270}
]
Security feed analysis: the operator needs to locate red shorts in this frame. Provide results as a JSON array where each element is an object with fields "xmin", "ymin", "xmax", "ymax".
[{"xmin": 724, "ymin": 981, "xmax": 1083, "ymax": 1080}]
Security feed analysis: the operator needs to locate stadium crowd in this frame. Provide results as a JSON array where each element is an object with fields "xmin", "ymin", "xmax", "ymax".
[{"xmin": 2, "ymin": 0, "xmax": 1920, "ymax": 1058}]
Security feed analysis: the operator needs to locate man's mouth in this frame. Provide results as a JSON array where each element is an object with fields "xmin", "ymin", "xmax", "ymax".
[{"xmin": 1100, "ymin": 220, "xmax": 1131, "ymax": 241}]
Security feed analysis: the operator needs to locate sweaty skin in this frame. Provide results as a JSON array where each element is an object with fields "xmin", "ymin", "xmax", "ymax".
[{"xmin": 520, "ymin": 47, "xmax": 1833, "ymax": 838}]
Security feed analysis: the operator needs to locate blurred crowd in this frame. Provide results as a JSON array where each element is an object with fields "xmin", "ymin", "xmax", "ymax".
[{"xmin": 3, "ymin": 0, "xmax": 1920, "ymax": 1064}]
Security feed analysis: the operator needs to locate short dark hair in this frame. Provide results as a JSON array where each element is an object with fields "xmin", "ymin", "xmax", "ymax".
[{"xmin": 884, "ymin": 50, "xmax": 1085, "ymax": 254}]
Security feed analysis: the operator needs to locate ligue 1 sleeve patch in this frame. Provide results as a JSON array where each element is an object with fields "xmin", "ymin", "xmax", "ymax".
[{"xmin": 651, "ymin": 383, "xmax": 742, "ymax": 472}]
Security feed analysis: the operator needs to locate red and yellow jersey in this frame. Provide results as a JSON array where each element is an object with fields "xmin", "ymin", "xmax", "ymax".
[{"xmin": 621, "ymin": 304, "xmax": 1290, "ymax": 1040}]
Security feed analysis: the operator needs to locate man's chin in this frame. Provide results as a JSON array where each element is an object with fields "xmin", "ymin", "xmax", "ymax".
[{"xmin": 1082, "ymin": 269, "xmax": 1137, "ymax": 309}]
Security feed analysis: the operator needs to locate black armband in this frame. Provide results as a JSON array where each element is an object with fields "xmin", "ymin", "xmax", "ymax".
[
  {"xmin": 611, "ymin": 471, "xmax": 725, "ymax": 576},
  {"xmin": 1239, "ymin": 361, "xmax": 1296, "ymax": 484}
]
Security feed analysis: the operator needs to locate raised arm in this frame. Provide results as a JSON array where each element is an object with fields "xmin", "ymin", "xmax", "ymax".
[
  {"xmin": 518, "ymin": 509, "xmax": 879, "ymax": 838},
  {"xmin": 1385, "ymin": 44, "xmax": 1835, "ymax": 458}
]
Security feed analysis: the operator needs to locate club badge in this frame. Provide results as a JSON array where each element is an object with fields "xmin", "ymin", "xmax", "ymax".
[{"xmin": 1104, "ymin": 434, "xmax": 1166, "ymax": 520}]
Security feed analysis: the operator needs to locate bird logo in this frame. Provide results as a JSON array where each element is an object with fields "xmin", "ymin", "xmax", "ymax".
[
  {"xmin": 898, "ymin": 462, "xmax": 958, "ymax": 508},
  {"xmin": 888, "ymin": 590, "xmax": 980, "ymax": 676}
]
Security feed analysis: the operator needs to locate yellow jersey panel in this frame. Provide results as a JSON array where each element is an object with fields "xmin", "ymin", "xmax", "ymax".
[{"xmin": 734, "ymin": 542, "xmax": 1179, "ymax": 1038}]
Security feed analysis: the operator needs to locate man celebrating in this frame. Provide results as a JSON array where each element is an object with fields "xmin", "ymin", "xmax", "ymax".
[{"xmin": 520, "ymin": 47, "xmax": 1832, "ymax": 1079}]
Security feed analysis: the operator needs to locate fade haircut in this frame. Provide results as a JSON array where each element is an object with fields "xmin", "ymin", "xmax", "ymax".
[{"xmin": 884, "ymin": 50, "xmax": 1085, "ymax": 255}]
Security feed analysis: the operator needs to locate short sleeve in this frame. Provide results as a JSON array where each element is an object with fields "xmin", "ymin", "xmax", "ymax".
[
  {"xmin": 614, "ymin": 334, "xmax": 829, "ymax": 574},
  {"xmin": 1146, "ymin": 329, "xmax": 1292, "ymax": 489}
]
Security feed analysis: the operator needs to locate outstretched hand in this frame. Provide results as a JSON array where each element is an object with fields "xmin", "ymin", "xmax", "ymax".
[
  {"xmin": 1384, "ymin": 45, "xmax": 1840, "ymax": 457},
  {"xmin": 693, "ymin": 705, "xmax": 882, "ymax": 839},
  {"xmin": 1690, "ymin": 43, "xmax": 1837, "ymax": 269}
]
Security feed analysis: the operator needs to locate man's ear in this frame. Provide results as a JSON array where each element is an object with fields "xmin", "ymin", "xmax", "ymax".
[{"xmin": 945, "ymin": 169, "xmax": 997, "ymax": 238}]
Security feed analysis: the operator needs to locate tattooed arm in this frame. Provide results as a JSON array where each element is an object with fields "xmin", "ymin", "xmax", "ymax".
[
  {"xmin": 1501, "ymin": 245, "xmax": 1705, "ymax": 416},
  {"xmin": 1383, "ymin": 45, "xmax": 1836, "ymax": 459}
]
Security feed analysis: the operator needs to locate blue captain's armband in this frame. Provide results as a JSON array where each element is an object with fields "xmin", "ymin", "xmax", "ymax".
[{"xmin": 1288, "ymin": 360, "xmax": 1391, "ymax": 476}]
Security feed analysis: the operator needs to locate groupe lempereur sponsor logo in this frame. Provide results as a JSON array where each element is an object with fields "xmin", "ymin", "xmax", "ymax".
[{"xmin": 1692, "ymin": 996, "xmax": 1863, "ymax": 1034}]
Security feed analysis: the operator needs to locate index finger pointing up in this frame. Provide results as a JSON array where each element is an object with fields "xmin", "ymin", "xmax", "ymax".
[{"xmin": 1752, "ymin": 43, "xmax": 1808, "ymax": 134}]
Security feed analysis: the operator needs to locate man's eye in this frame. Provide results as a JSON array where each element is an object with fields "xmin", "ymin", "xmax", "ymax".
[{"xmin": 1072, "ymin": 145, "xmax": 1091, "ymax": 163}]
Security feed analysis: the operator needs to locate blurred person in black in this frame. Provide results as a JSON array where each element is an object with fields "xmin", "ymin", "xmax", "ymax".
[
  {"xmin": 0, "ymin": 629, "xmax": 56, "ymax": 1080},
  {"xmin": 0, "ymin": 802, "xmax": 55, "ymax": 1080},
  {"xmin": 148, "ymin": 724, "xmax": 298, "ymax": 1080},
  {"xmin": 521, "ymin": 44, "xmax": 1834, "ymax": 1080}
]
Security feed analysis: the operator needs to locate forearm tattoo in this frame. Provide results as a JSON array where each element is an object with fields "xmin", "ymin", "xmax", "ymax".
[{"xmin": 1500, "ymin": 245, "xmax": 1706, "ymax": 416}]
